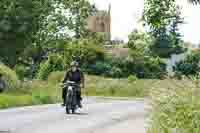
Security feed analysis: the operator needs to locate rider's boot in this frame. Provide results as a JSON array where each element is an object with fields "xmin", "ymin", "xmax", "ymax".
[
  {"xmin": 77, "ymin": 98, "xmax": 82, "ymax": 108},
  {"xmin": 61, "ymin": 103, "xmax": 65, "ymax": 107},
  {"xmin": 77, "ymin": 93, "xmax": 82, "ymax": 108}
]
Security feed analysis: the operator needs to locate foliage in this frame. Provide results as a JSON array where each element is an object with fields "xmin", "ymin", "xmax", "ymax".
[
  {"xmin": 143, "ymin": 0, "xmax": 184, "ymax": 58},
  {"xmin": 188, "ymin": 0, "xmax": 200, "ymax": 4},
  {"xmin": 85, "ymin": 52, "xmax": 167, "ymax": 79},
  {"xmin": 148, "ymin": 78, "xmax": 200, "ymax": 133},
  {"xmin": 109, "ymin": 66, "xmax": 124, "ymax": 78},
  {"xmin": 48, "ymin": 71, "xmax": 64, "ymax": 84},
  {"xmin": 84, "ymin": 61, "xmax": 112, "ymax": 75},
  {"xmin": 0, "ymin": 63, "xmax": 20, "ymax": 91},
  {"xmin": 0, "ymin": 0, "xmax": 53, "ymax": 67},
  {"xmin": 128, "ymin": 75, "xmax": 138, "ymax": 82},
  {"xmin": 14, "ymin": 65, "xmax": 29, "ymax": 80},
  {"xmin": 128, "ymin": 29, "xmax": 152, "ymax": 54},
  {"xmin": 37, "ymin": 54, "xmax": 64, "ymax": 80},
  {"xmin": 0, "ymin": 0, "xmax": 97, "ymax": 67},
  {"xmin": 62, "ymin": 0, "xmax": 97, "ymax": 38},
  {"xmin": 64, "ymin": 39, "xmax": 105, "ymax": 67},
  {"xmin": 174, "ymin": 50, "xmax": 200, "ymax": 76},
  {"xmin": 126, "ymin": 50, "xmax": 166, "ymax": 79}
]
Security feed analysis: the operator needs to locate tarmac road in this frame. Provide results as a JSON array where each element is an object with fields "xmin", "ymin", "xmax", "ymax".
[{"xmin": 0, "ymin": 97, "xmax": 146, "ymax": 133}]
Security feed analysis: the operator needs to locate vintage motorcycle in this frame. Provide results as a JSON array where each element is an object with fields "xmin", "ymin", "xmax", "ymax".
[{"xmin": 63, "ymin": 81, "xmax": 80, "ymax": 114}]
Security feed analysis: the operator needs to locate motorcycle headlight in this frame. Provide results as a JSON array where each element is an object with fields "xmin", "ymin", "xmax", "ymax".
[{"xmin": 68, "ymin": 86, "xmax": 73, "ymax": 91}]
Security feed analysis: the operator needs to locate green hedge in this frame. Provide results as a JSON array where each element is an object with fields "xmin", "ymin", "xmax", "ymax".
[
  {"xmin": 37, "ymin": 54, "xmax": 64, "ymax": 80},
  {"xmin": 0, "ymin": 63, "xmax": 20, "ymax": 91},
  {"xmin": 174, "ymin": 50, "xmax": 200, "ymax": 76}
]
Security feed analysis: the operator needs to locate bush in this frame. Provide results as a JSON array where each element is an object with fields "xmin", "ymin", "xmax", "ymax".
[
  {"xmin": 127, "ymin": 51, "xmax": 166, "ymax": 79},
  {"xmin": 174, "ymin": 50, "xmax": 200, "ymax": 76},
  {"xmin": 148, "ymin": 79, "xmax": 200, "ymax": 133},
  {"xmin": 37, "ymin": 54, "xmax": 64, "ymax": 80},
  {"xmin": 83, "ymin": 57, "xmax": 125, "ymax": 78},
  {"xmin": 109, "ymin": 67, "xmax": 123, "ymax": 78},
  {"xmin": 128, "ymin": 75, "xmax": 137, "ymax": 82},
  {"xmin": 48, "ymin": 71, "xmax": 64, "ymax": 84},
  {"xmin": 0, "ymin": 63, "xmax": 20, "ymax": 91},
  {"xmin": 128, "ymin": 30, "xmax": 152, "ymax": 53},
  {"xmin": 84, "ymin": 61, "xmax": 112, "ymax": 75},
  {"xmin": 14, "ymin": 64, "xmax": 30, "ymax": 80},
  {"xmin": 85, "ymin": 53, "xmax": 166, "ymax": 79}
]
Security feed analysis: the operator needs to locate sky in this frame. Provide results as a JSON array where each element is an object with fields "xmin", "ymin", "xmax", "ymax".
[{"xmin": 89, "ymin": 0, "xmax": 200, "ymax": 44}]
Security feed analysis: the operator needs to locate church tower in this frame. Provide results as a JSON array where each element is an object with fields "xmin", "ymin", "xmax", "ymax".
[{"xmin": 86, "ymin": 4, "xmax": 112, "ymax": 42}]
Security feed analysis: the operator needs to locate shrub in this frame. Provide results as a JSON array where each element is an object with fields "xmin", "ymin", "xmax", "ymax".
[
  {"xmin": 84, "ymin": 61, "xmax": 112, "ymax": 75},
  {"xmin": 14, "ymin": 64, "xmax": 29, "ymax": 80},
  {"xmin": 128, "ymin": 75, "xmax": 138, "ymax": 82},
  {"xmin": 37, "ymin": 54, "xmax": 64, "ymax": 80},
  {"xmin": 174, "ymin": 50, "xmax": 200, "ymax": 76},
  {"xmin": 48, "ymin": 71, "xmax": 64, "ymax": 84},
  {"xmin": 0, "ymin": 63, "xmax": 20, "ymax": 91},
  {"xmin": 128, "ymin": 30, "xmax": 152, "ymax": 53},
  {"xmin": 128, "ymin": 50, "xmax": 166, "ymax": 79},
  {"xmin": 109, "ymin": 67, "xmax": 123, "ymax": 78}
]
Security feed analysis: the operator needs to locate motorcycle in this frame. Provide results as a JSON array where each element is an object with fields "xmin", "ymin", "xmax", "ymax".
[{"xmin": 63, "ymin": 81, "xmax": 80, "ymax": 114}]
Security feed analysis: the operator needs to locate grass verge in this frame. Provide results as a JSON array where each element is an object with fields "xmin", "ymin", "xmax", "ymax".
[
  {"xmin": 147, "ymin": 78, "xmax": 200, "ymax": 133},
  {"xmin": 1, "ymin": 73, "xmax": 195, "ymax": 109}
]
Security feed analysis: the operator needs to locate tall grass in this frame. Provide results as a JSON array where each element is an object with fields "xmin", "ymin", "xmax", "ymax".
[
  {"xmin": 83, "ymin": 75, "xmax": 153, "ymax": 97},
  {"xmin": 0, "ymin": 73, "xmax": 153, "ymax": 109},
  {"xmin": 147, "ymin": 78, "xmax": 200, "ymax": 133},
  {"xmin": 0, "ymin": 80, "xmax": 61, "ymax": 109}
]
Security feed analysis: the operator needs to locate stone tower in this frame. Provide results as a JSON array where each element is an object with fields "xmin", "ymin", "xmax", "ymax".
[{"xmin": 87, "ymin": 4, "xmax": 111, "ymax": 41}]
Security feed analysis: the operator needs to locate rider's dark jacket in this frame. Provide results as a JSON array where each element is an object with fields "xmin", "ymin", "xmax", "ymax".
[{"xmin": 62, "ymin": 68, "xmax": 84, "ymax": 86}]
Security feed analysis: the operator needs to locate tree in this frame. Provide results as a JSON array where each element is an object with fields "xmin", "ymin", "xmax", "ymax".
[
  {"xmin": 62, "ymin": 0, "xmax": 97, "ymax": 38},
  {"xmin": 143, "ymin": 0, "xmax": 185, "ymax": 58},
  {"xmin": 0, "ymin": 0, "xmax": 53, "ymax": 67},
  {"xmin": 0, "ymin": 0, "xmax": 97, "ymax": 68},
  {"xmin": 188, "ymin": 0, "xmax": 200, "ymax": 4},
  {"xmin": 128, "ymin": 29, "xmax": 152, "ymax": 55}
]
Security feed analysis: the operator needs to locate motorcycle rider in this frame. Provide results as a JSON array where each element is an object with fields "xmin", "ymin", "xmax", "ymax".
[{"xmin": 62, "ymin": 61, "xmax": 85, "ymax": 108}]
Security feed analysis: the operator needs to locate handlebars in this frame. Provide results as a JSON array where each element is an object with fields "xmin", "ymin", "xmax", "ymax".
[{"xmin": 61, "ymin": 81, "xmax": 80, "ymax": 87}]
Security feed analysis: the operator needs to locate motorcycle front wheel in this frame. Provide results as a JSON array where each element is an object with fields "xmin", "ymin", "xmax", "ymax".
[{"xmin": 65, "ymin": 91, "xmax": 73, "ymax": 114}]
